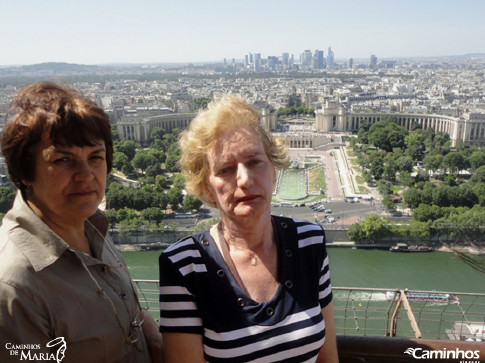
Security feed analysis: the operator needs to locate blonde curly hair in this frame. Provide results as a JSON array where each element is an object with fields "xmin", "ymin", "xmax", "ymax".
[{"xmin": 179, "ymin": 96, "xmax": 288, "ymax": 207}]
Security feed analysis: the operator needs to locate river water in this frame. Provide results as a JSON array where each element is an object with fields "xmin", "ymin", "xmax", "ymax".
[{"xmin": 123, "ymin": 247, "xmax": 485, "ymax": 293}]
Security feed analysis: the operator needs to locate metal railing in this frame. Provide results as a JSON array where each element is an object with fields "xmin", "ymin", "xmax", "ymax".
[
  {"xmin": 135, "ymin": 280, "xmax": 485, "ymax": 342},
  {"xmin": 332, "ymin": 287, "xmax": 485, "ymax": 341}
]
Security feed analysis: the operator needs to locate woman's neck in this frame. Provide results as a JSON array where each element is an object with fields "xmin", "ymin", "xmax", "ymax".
[
  {"xmin": 27, "ymin": 200, "xmax": 92, "ymax": 255},
  {"xmin": 219, "ymin": 213, "xmax": 274, "ymax": 253}
]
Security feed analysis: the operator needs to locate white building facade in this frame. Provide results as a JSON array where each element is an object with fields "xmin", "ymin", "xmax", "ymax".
[{"xmin": 316, "ymin": 101, "xmax": 485, "ymax": 147}]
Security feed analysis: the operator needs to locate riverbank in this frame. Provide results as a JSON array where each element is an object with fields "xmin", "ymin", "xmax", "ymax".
[
  {"xmin": 116, "ymin": 240, "xmax": 485, "ymax": 255},
  {"xmin": 327, "ymin": 241, "xmax": 485, "ymax": 255}
]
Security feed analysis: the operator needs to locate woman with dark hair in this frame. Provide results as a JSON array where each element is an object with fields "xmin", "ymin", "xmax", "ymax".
[{"xmin": 0, "ymin": 82, "xmax": 162, "ymax": 362}]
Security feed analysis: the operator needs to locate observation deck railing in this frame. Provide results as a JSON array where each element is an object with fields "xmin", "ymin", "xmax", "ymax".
[{"xmin": 134, "ymin": 280, "xmax": 485, "ymax": 361}]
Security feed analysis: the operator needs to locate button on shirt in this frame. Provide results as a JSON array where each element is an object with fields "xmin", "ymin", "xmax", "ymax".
[{"xmin": 0, "ymin": 192, "xmax": 150, "ymax": 363}]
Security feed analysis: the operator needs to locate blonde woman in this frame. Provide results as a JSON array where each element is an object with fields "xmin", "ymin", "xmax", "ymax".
[{"xmin": 159, "ymin": 96, "xmax": 338, "ymax": 362}]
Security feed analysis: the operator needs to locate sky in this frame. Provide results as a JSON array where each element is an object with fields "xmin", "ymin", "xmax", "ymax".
[{"xmin": 1, "ymin": 0, "xmax": 484, "ymax": 66}]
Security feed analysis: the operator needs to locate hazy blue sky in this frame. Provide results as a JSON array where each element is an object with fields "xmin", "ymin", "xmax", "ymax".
[{"xmin": 1, "ymin": 0, "xmax": 484, "ymax": 65}]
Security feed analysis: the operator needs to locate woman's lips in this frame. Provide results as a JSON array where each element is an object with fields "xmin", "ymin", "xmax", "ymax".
[
  {"xmin": 237, "ymin": 195, "xmax": 260, "ymax": 203},
  {"xmin": 71, "ymin": 190, "xmax": 96, "ymax": 197}
]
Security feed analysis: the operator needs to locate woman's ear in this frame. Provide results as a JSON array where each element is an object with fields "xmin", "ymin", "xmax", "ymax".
[{"xmin": 20, "ymin": 179, "xmax": 31, "ymax": 189}]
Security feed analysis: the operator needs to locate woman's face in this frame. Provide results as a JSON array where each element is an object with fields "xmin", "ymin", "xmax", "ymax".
[
  {"xmin": 25, "ymin": 137, "xmax": 107, "ymax": 226},
  {"xmin": 206, "ymin": 126, "xmax": 276, "ymax": 221}
]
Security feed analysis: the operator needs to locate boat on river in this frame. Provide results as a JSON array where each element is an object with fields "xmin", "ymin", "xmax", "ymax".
[
  {"xmin": 389, "ymin": 243, "xmax": 432, "ymax": 252},
  {"xmin": 385, "ymin": 291, "xmax": 460, "ymax": 303}
]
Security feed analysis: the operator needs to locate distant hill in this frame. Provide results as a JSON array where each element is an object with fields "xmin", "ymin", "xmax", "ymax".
[{"xmin": 0, "ymin": 62, "xmax": 105, "ymax": 78}]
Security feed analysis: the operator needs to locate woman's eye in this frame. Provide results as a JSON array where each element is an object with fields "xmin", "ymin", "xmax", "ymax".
[{"xmin": 54, "ymin": 157, "xmax": 69, "ymax": 164}]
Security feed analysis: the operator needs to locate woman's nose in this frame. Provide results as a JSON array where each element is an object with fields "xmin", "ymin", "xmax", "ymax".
[
  {"xmin": 74, "ymin": 161, "xmax": 94, "ymax": 181},
  {"xmin": 237, "ymin": 164, "xmax": 252, "ymax": 187}
]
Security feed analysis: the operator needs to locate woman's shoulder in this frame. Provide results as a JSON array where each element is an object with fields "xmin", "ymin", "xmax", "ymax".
[
  {"xmin": 273, "ymin": 215, "xmax": 324, "ymax": 233},
  {"xmin": 0, "ymin": 233, "xmax": 39, "ymax": 292},
  {"xmin": 161, "ymin": 228, "xmax": 210, "ymax": 256},
  {"xmin": 272, "ymin": 215, "xmax": 326, "ymax": 249}
]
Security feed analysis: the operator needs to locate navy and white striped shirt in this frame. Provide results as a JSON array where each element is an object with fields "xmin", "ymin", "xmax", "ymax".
[{"xmin": 159, "ymin": 216, "xmax": 333, "ymax": 362}]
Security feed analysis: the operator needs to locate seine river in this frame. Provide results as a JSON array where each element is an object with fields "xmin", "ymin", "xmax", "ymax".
[{"xmin": 123, "ymin": 247, "xmax": 485, "ymax": 294}]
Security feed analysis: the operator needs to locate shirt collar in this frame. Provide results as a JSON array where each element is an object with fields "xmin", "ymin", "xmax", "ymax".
[{"xmin": 3, "ymin": 191, "xmax": 109, "ymax": 272}]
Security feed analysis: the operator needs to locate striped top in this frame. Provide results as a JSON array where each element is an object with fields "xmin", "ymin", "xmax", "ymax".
[{"xmin": 159, "ymin": 216, "xmax": 333, "ymax": 362}]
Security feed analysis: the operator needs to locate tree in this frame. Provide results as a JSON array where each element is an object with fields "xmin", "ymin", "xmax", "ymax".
[
  {"xmin": 377, "ymin": 180, "xmax": 392, "ymax": 196},
  {"xmin": 173, "ymin": 174, "xmax": 185, "ymax": 189},
  {"xmin": 468, "ymin": 150, "xmax": 485, "ymax": 171},
  {"xmin": 165, "ymin": 154, "xmax": 181, "ymax": 173},
  {"xmin": 403, "ymin": 188, "xmax": 421, "ymax": 209},
  {"xmin": 151, "ymin": 139, "xmax": 166, "ymax": 152},
  {"xmin": 347, "ymin": 214, "xmax": 391, "ymax": 242},
  {"xmin": 141, "ymin": 207, "xmax": 164, "ymax": 224},
  {"xmin": 404, "ymin": 131, "xmax": 426, "ymax": 161},
  {"xmin": 150, "ymin": 127, "xmax": 166, "ymax": 141},
  {"xmin": 148, "ymin": 149, "xmax": 165, "ymax": 163},
  {"xmin": 132, "ymin": 150, "xmax": 159, "ymax": 174},
  {"xmin": 116, "ymin": 207, "xmax": 138, "ymax": 223},
  {"xmin": 114, "ymin": 140, "xmax": 137, "ymax": 161},
  {"xmin": 112, "ymin": 152, "xmax": 130, "ymax": 171},
  {"xmin": 382, "ymin": 195, "xmax": 396, "ymax": 211},
  {"xmin": 156, "ymin": 192, "xmax": 169, "ymax": 211},
  {"xmin": 194, "ymin": 97, "xmax": 212, "ymax": 110},
  {"xmin": 423, "ymin": 153, "xmax": 443, "ymax": 174},
  {"xmin": 443, "ymin": 152, "xmax": 467, "ymax": 173},
  {"xmin": 457, "ymin": 183, "xmax": 478, "ymax": 208},
  {"xmin": 357, "ymin": 127, "xmax": 369, "ymax": 145},
  {"xmin": 133, "ymin": 188, "xmax": 154, "ymax": 210},
  {"xmin": 103, "ymin": 209, "xmax": 118, "ymax": 230},
  {"xmin": 398, "ymin": 156, "xmax": 414, "ymax": 173},
  {"xmin": 0, "ymin": 187, "xmax": 16, "ymax": 213},
  {"xmin": 471, "ymin": 165, "xmax": 485, "ymax": 183},
  {"xmin": 167, "ymin": 187, "xmax": 183, "ymax": 210},
  {"xmin": 368, "ymin": 118, "xmax": 407, "ymax": 152},
  {"xmin": 121, "ymin": 163, "xmax": 136, "ymax": 178},
  {"xmin": 155, "ymin": 175, "xmax": 169, "ymax": 191},
  {"xmin": 397, "ymin": 171, "xmax": 413, "ymax": 187},
  {"xmin": 472, "ymin": 183, "xmax": 485, "ymax": 206},
  {"xmin": 182, "ymin": 194, "xmax": 203, "ymax": 212},
  {"xmin": 413, "ymin": 204, "xmax": 443, "ymax": 222},
  {"xmin": 369, "ymin": 152, "xmax": 385, "ymax": 180},
  {"xmin": 383, "ymin": 154, "xmax": 398, "ymax": 182},
  {"xmin": 146, "ymin": 164, "xmax": 162, "ymax": 178}
]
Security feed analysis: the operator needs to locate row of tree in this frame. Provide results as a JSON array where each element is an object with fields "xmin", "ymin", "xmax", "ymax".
[
  {"xmin": 112, "ymin": 128, "xmax": 182, "ymax": 181},
  {"xmin": 103, "ymin": 124, "xmax": 205, "ymax": 229},
  {"xmin": 349, "ymin": 118, "xmax": 485, "ymax": 243},
  {"xmin": 347, "ymin": 207, "xmax": 485, "ymax": 242},
  {"xmin": 106, "ymin": 182, "xmax": 202, "ymax": 213}
]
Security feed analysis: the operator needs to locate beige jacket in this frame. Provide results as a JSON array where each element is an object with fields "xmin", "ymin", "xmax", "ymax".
[{"xmin": 0, "ymin": 191, "xmax": 150, "ymax": 363}]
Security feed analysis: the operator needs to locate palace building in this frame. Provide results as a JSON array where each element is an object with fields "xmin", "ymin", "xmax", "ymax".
[
  {"xmin": 116, "ymin": 100, "xmax": 485, "ymax": 149},
  {"xmin": 315, "ymin": 101, "xmax": 485, "ymax": 147}
]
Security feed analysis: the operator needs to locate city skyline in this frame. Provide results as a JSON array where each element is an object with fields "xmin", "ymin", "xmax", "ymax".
[{"xmin": 1, "ymin": 0, "xmax": 484, "ymax": 66}]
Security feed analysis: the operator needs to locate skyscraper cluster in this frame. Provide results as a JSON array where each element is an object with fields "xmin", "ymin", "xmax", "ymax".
[
  {"xmin": 243, "ymin": 47, "xmax": 339, "ymax": 71},
  {"xmin": 235, "ymin": 49, "xmax": 393, "ymax": 72}
]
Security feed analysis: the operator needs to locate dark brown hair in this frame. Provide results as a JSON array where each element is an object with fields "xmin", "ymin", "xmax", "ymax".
[{"xmin": 1, "ymin": 82, "xmax": 113, "ymax": 191}]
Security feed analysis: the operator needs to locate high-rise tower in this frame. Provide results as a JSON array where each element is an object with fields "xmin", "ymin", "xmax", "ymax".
[{"xmin": 326, "ymin": 47, "xmax": 335, "ymax": 68}]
